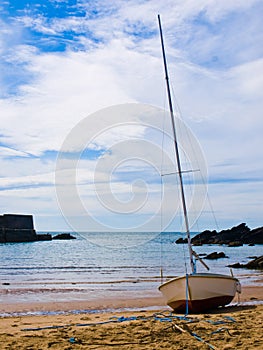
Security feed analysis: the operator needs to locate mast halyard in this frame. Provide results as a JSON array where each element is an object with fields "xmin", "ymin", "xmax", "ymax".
[{"xmin": 157, "ymin": 14, "xmax": 195, "ymax": 274}]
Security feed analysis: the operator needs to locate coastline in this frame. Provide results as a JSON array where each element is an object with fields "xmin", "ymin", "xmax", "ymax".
[
  {"xmin": 1, "ymin": 237, "xmax": 262, "ymax": 348},
  {"xmin": 0, "ymin": 285, "xmax": 262, "ymax": 349},
  {"xmin": 1, "ymin": 284, "xmax": 262, "ymax": 316}
]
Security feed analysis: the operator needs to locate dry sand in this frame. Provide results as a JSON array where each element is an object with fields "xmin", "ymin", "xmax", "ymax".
[{"xmin": 0, "ymin": 285, "xmax": 262, "ymax": 349}]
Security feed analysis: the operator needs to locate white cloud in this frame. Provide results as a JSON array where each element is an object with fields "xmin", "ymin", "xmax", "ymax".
[
  {"xmin": 0, "ymin": 0, "xmax": 262, "ymax": 230},
  {"xmin": 0, "ymin": 146, "xmax": 30, "ymax": 158}
]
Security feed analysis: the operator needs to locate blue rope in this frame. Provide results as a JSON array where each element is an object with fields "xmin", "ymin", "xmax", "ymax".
[
  {"xmin": 205, "ymin": 316, "xmax": 236, "ymax": 325},
  {"xmin": 190, "ymin": 332, "xmax": 216, "ymax": 350},
  {"xmin": 210, "ymin": 327, "xmax": 232, "ymax": 336},
  {"xmin": 185, "ymin": 273, "xmax": 189, "ymax": 316},
  {"xmin": 193, "ymin": 258, "xmax": 197, "ymax": 274},
  {"xmin": 21, "ymin": 311, "xmax": 225, "ymax": 349},
  {"xmin": 223, "ymin": 316, "xmax": 236, "ymax": 322},
  {"xmin": 153, "ymin": 312, "xmax": 193, "ymax": 322},
  {"xmin": 22, "ymin": 324, "xmax": 70, "ymax": 331},
  {"xmin": 22, "ymin": 310, "xmax": 240, "ymax": 349},
  {"xmin": 21, "ymin": 313, "xmax": 195, "ymax": 331}
]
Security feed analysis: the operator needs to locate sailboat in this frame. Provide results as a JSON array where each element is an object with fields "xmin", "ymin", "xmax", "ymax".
[{"xmin": 157, "ymin": 15, "xmax": 241, "ymax": 313}]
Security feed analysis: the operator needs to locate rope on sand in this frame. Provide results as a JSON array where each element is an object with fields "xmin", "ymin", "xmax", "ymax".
[
  {"xmin": 76, "ymin": 312, "xmax": 193, "ymax": 327},
  {"xmin": 21, "ymin": 311, "xmax": 237, "ymax": 349},
  {"xmin": 190, "ymin": 332, "xmax": 217, "ymax": 350},
  {"xmin": 210, "ymin": 327, "xmax": 233, "ymax": 336},
  {"xmin": 21, "ymin": 324, "xmax": 71, "ymax": 331},
  {"xmin": 205, "ymin": 315, "xmax": 236, "ymax": 325}
]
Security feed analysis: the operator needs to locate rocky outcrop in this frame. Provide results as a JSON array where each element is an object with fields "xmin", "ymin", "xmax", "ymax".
[
  {"xmin": 246, "ymin": 256, "xmax": 263, "ymax": 269},
  {"xmin": 204, "ymin": 251, "xmax": 228, "ymax": 260},
  {"xmin": 175, "ymin": 237, "xmax": 187, "ymax": 244},
  {"xmin": 36, "ymin": 234, "xmax": 52, "ymax": 241},
  {"xmin": 190, "ymin": 223, "xmax": 263, "ymax": 245},
  {"xmin": 53, "ymin": 233, "xmax": 76, "ymax": 240},
  {"xmin": 248, "ymin": 227, "xmax": 263, "ymax": 244},
  {"xmin": 228, "ymin": 255, "xmax": 263, "ymax": 270}
]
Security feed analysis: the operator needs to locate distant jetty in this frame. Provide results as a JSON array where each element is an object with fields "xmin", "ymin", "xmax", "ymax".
[
  {"xmin": 0, "ymin": 214, "xmax": 51, "ymax": 243},
  {"xmin": 0, "ymin": 214, "xmax": 75, "ymax": 243}
]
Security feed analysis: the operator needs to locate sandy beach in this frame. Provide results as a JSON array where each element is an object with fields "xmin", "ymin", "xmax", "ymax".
[{"xmin": 0, "ymin": 285, "xmax": 262, "ymax": 349}]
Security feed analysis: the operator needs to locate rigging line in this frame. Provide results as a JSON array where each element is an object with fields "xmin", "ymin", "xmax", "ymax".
[
  {"xmin": 161, "ymin": 75, "xmax": 189, "ymax": 283},
  {"xmin": 164, "ymin": 27, "xmax": 204, "ymax": 174},
  {"xmin": 175, "ymin": 104, "xmax": 220, "ymax": 234},
  {"xmin": 162, "ymin": 52, "xmax": 201, "ymax": 274},
  {"xmin": 174, "ymin": 97, "xmax": 211, "ymax": 232},
  {"xmin": 161, "ymin": 169, "xmax": 200, "ymax": 176},
  {"xmin": 168, "ymin": 91, "xmax": 198, "ymax": 274},
  {"xmin": 181, "ymin": 214, "xmax": 189, "ymax": 275},
  {"xmin": 160, "ymin": 187, "xmax": 163, "ymax": 282},
  {"xmin": 160, "ymin": 172, "xmax": 164, "ymax": 283},
  {"xmin": 158, "ymin": 14, "xmax": 194, "ymax": 274},
  {"xmin": 170, "ymin": 77, "xmax": 214, "ymax": 243},
  {"xmin": 206, "ymin": 192, "xmax": 220, "ymax": 231},
  {"xmin": 181, "ymin": 131, "xmax": 220, "ymax": 238},
  {"xmin": 182, "ymin": 155, "xmax": 203, "ymax": 248},
  {"xmin": 171, "ymin": 79, "xmax": 207, "ymax": 186},
  {"xmin": 170, "ymin": 82, "xmax": 183, "ymax": 121},
  {"xmin": 160, "ymin": 83, "xmax": 168, "ymax": 281}
]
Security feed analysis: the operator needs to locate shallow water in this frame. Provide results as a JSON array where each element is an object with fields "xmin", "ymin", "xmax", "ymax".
[{"xmin": 0, "ymin": 232, "xmax": 262, "ymax": 305}]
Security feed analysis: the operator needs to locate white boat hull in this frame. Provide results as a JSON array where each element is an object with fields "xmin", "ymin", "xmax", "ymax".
[{"xmin": 159, "ymin": 273, "xmax": 241, "ymax": 313}]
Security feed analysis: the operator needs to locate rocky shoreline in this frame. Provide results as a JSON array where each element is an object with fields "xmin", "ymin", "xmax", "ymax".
[
  {"xmin": 175, "ymin": 223, "xmax": 263, "ymax": 270},
  {"xmin": 176, "ymin": 223, "xmax": 263, "ymax": 246},
  {"xmin": 228, "ymin": 255, "xmax": 263, "ymax": 270}
]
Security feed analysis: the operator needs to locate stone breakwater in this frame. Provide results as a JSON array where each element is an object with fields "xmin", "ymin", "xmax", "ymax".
[{"xmin": 0, "ymin": 214, "xmax": 75, "ymax": 243}]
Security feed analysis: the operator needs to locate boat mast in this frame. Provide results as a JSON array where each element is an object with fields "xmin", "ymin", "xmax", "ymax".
[{"xmin": 158, "ymin": 14, "xmax": 195, "ymax": 274}]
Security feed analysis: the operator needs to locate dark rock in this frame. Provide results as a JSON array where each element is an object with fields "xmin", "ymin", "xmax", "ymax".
[
  {"xmin": 175, "ymin": 237, "xmax": 187, "ymax": 244},
  {"xmin": 219, "ymin": 223, "xmax": 250, "ymax": 241},
  {"xmin": 228, "ymin": 241, "xmax": 243, "ymax": 247},
  {"xmin": 36, "ymin": 234, "xmax": 52, "ymax": 241},
  {"xmin": 228, "ymin": 262, "xmax": 244, "ymax": 268},
  {"xmin": 246, "ymin": 227, "xmax": 263, "ymax": 244},
  {"xmin": 228, "ymin": 255, "xmax": 263, "ymax": 270},
  {"xmin": 192, "ymin": 242, "xmax": 203, "ymax": 246},
  {"xmin": 191, "ymin": 230, "xmax": 217, "ymax": 245},
  {"xmin": 204, "ymin": 251, "xmax": 228, "ymax": 260},
  {"xmin": 53, "ymin": 233, "xmax": 76, "ymax": 240},
  {"xmin": 245, "ymin": 256, "xmax": 263, "ymax": 269},
  {"xmin": 191, "ymin": 223, "xmax": 263, "ymax": 246}
]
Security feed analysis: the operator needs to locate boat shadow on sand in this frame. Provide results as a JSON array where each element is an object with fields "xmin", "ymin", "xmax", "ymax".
[
  {"xmin": 169, "ymin": 303, "xmax": 258, "ymax": 315},
  {"xmin": 199, "ymin": 303, "xmax": 257, "ymax": 315}
]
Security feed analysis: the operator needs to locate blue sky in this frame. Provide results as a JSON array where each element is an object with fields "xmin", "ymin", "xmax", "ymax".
[{"xmin": 0, "ymin": 0, "xmax": 262, "ymax": 232}]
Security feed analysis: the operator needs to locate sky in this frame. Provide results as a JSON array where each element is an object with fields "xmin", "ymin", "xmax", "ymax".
[{"xmin": 0, "ymin": 0, "xmax": 262, "ymax": 233}]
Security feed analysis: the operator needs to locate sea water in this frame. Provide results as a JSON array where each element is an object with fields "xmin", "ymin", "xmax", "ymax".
[{"xmin": 0, "ymin": 232, "xmax": 262, "ymax": 306}]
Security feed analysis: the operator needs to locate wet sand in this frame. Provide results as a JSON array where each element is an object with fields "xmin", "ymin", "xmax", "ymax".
[{"xmin": 0, "ymin": 285, "xmax": 262, "ymax": 349}]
